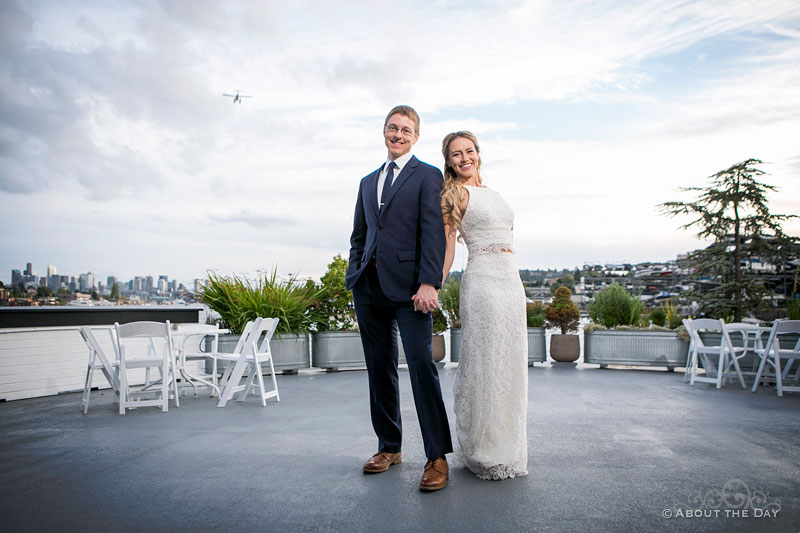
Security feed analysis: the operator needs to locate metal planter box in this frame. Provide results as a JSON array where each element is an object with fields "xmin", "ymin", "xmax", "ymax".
[
  {"xmin": 450, "ymin": 328, "xmax": 462, "ymax": 362},
  {"xmin": 528, "ymin": 327, "xmax": 546, "ymax": 365},
  {"xmin": 584, "ymin": 330, "xmax": 688, "ymax": 370},
  {"xmin": 205, "ymin": 332, "xmax": 310, "ymax": 375},
  {"xmin": 312, "ymin": 331, "xmax": 365, "ymax": 371}
]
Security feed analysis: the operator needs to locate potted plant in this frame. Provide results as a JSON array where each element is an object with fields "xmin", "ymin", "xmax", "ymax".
[
  {"xmin": 197, "ymin": 269, "xmax": 320, "ymax": 375},
  {"xmin": 546, "ymin": 286, "xmax": 580, "ymax": 362},
  {"xmin": 311, "ymin": 255, "xmax": 366, "ymax": 371},
  {"xmin": 439, "ymin": 278, "xmax": 462, "ymax": 362},
  {"xmin": 526, "ymin": 302, "xmax": 547, "ymax": 365},
  {"xmin": 584, "ymin": 283, "xmax": 688, "ymax": 370},
  {"xmin": 431, "ymin": 307, "xmax": 447, "ymax": 363}
]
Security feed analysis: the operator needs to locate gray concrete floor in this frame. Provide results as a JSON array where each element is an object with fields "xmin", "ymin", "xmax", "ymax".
[{"xmin": 1, "ymin": 363, "xmax": 799, "ymax": 532}]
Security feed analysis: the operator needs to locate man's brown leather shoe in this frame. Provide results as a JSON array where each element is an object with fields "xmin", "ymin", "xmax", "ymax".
[
  {"xmin": 419, "ymin": 457, "xmax": 448, "ymax": 491},
  {"xmin": 363, "ymin": 451, "xmax": 402, "ymax": 473}
]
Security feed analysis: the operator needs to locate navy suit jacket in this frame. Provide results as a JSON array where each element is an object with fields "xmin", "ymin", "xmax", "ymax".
[{"xmin": 346, "ymin": 155, "xmax": 446, "ymax": 302}]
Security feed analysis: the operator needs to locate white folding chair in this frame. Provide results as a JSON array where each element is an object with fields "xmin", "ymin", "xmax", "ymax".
[
  {"xmin": 686, "ymin": 318, "xmax": 745, "ymax": 389},
  {"xmin": 752, "ymin": 319, "xmax": 800, "ymax": 397},
  {"xmin": 723, "ymin": 322, "xmax": 762, "ymax": 378},
  {"xmin": 682, "ymin": 318, "xmax": 695, "ymax": 383},
  {"xmin": 79, "ymin": 327, "xmax": 119, "ymax": 414},
  {"xmin": 113, "ymin": 321, "xmax": 178, "ymax": 414},
  {"xmin": 216, "ymin": 317, "xmax": 281, "ymax": 407}
]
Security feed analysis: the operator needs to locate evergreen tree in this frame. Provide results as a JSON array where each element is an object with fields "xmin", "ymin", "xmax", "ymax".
[{"xmin": 659, "ymin": 159, "xmax": 797, "ymax": 321}]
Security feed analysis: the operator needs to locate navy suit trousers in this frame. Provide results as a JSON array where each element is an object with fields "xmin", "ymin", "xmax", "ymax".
[{"xmin": 352, "ymin": 264, "xmax": 453, "ymax": 460}]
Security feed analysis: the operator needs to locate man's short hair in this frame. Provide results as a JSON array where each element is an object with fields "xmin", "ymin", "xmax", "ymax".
[{"xmin": 384, "ymin": 105, "xmax": 420, "ymax": 134}]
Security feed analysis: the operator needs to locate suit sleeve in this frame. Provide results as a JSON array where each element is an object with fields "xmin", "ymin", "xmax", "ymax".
[
  {"xmin": 417, "ymin": 166, "xmax": 446, "ymax": 289},
  {"xmin": 348, "ymin": 180, "xmax": 367, "ymax": 271}
]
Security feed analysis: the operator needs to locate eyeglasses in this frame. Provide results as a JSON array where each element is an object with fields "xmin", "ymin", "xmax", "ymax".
[{"xmin": 385, "ymin": 124, "xmax": 415, "ymax": 137}]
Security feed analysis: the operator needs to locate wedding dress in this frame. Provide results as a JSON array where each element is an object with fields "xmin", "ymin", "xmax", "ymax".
[{"xmin": 453, "ymin": 185, "xmax": 528, "ymax": 480}]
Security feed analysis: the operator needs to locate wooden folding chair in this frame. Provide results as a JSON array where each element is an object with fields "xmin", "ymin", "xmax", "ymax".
[
  {"xmin": 216, "ymin": 317, "xmax": 281, "ymax": 407},
  {"xmin": 79, "ymin": 327, "xmax": 119, "ymax": 414},
  {"xmin": 686, "ymin": 318, "xmax": 745, "ymax": 389},
  {"xmin": 752, "ymin": 319, "xmax": 800, "ymax": 397},
  {"xmin": 113, "ymin": 321, "xmax": 177, "ymax": 414}
]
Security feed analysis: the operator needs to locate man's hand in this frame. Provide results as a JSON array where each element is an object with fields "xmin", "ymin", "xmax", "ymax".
[{"xmin": 411, "ymin": 283, "xmax": 440, "ymax": 313}]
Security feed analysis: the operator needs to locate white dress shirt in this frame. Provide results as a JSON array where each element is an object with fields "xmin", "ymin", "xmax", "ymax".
[{"xmin": 377, "ymin": 152, "xmax": 413, "ymax": 206}]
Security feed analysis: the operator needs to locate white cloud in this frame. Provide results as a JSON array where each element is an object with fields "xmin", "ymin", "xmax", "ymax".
[{"xmin": 1, "ymin": 0, "xmax": 799, "ymax": 285}]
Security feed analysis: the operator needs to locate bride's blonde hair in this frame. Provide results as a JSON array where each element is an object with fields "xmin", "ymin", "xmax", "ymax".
[{"xmin": 441, "ymin": 131, "xmax": 482, "ymax": 235}]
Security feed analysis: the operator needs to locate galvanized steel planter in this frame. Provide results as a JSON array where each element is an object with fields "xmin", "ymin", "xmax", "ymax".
[
  {"xmin": 584, "ymin": 330, "xmax": 688, "ymax": 370},
  {"xmin": 527, "ymin": 327, "xmax": 546, "ymax": 364},
  {"xmin": 450, "ymin": 328, "xmax": 462, "ymax": 362},
  {"xmin": 205, "ymin": 332, "xmax": 309, "ymax": 375},
  {"xmin": 312, "ymin": 331, "xmax": 365, "ymax": 371}
]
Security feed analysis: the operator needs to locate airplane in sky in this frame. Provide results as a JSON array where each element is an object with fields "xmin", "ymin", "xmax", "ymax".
[{"xmin": 223, "ymin": 90, "xmax": 251, "ymax": 103}]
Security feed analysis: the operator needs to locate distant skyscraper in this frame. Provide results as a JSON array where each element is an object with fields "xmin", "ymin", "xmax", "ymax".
[
  {"xmin": 146, "ymin": 276, "xmax": 154, "ymax": 293},
  {"xmin": 47, "ymin": 265, "xmax": 56, "ymax": 277},
  {"xmin": 11, "ymin": 269, "xmax": 21, "ymax": 287},
  {"xmin": 25, "ymin": 263, "xmax": 32, "ymax": 276},
  {"xmin": 48, "ymin": 274, "xmax": 59, "ymax": 292},
  {"xmin": 107, "ymin": 276, "xmax": 117, "ymax": 289},
  {"xmin": 157, "ymin": 278, "xmax": 167, "ymax": 293},
  {"xmin": 69, "ymin": 276, "xmax": 78, "ymax": 292},
  {"xmin": 79, "ymin": 272, "xmax": 95, "ymax": 292}
]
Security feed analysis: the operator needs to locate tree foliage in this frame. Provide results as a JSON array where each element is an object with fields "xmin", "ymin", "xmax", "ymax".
[
  {"xmin": 439, "ymin": 278, "xmax": 461, "ymax": 328},
  {"xmin": 315, "ymin": 254, "xmax": 356, "ymax": 331},
  {"xmin": 659, "ymin": 159, "xmax": 797, "ymax": 321},
  {"xmin": 546, "ymin": 286, "xmax": 580, "ymax": 334}
]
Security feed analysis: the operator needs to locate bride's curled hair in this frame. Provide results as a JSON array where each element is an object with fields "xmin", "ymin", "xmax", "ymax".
[{"xmin": 441, "ymin": 131, "xmax": 482, "ymax": 235}]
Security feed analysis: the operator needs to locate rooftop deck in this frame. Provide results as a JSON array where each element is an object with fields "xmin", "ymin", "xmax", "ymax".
[{"xmin": 1, "ymin": 364, "xmax": 798, "ymax": 532}]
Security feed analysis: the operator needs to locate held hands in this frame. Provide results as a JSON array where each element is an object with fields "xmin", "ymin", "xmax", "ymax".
[{"xmin": 411, "ymin": 283, "xmax": 440, "ymax": 313}]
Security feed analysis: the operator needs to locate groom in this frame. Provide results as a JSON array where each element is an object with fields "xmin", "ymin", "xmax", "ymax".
[{"xmin": 346, "ymin": 105, "xmax": 453, "ymax": 491}]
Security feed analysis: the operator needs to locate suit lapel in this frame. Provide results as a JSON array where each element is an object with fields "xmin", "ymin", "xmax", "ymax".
[
  {"xmin": 381, "ymin": 156, "xmax": 419, "ymax": 214},
  {"xmin": 366, "ymin": 167, "xmax": 382, "ymax": 218}
]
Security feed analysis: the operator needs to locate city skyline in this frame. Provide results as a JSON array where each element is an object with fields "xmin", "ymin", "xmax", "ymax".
[
  {"xmin": 7, "ymin": 260, "xmax": 187, "ymax": 293},
  {"xmin": 2, "ymin": 1, "xmax": 799, "ymax": 284}
]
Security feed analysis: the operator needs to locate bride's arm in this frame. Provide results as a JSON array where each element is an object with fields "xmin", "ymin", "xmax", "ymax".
[{"xmin": 441, "ymin": 221, "xmax": 456, "ymax": 286}]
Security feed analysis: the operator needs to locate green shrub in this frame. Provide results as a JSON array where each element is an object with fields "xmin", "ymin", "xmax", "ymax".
[
  {"xmin": 432, "ymin": 307, "xmax": 448, "ymax": 334},
  {"xmin": 315, "ymin": 254, "xmax": 356, "ymax": 331},
  {"xmin": 660, "ymin": 299, "xmax": 683, "ymax": 329},
  {"xmin": 649, "ymin": 308, "xmax": 666, "ymax": 327},
  {"xmin": 439, "ymin": 278, "xmax": 461, "ymax": 328},
  {"xmin": 546, "ymin": 286, "xmax": 580, "ymax": 334},
  {"xmin": 588, "ymin": 283, "xmax": 642, "ymax": 328},
  {"xmin": 198, "ymin": 269, "xmax": 321, "ymax": 334},
  {"xmin": 526, "ymin": 302, "xmax": 546, "ymax": 328}
]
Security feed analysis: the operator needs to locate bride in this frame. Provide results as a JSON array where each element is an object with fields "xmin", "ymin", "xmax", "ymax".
[{"xmin": 439, "ymin": 131, "xmax": 528, "ymax": 480}]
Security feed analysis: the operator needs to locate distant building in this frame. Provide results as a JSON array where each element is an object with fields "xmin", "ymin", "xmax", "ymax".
[
  {"xmin": 79, "ymin": 272, "xmax": 95, "ymax": 292},
  {"xmin": 11, "ymin": 269, "xmax": 21, "ymax": 287},
  {"xmin": 25, "ymin": 263, "xmax": 32, "ymax": 276}
]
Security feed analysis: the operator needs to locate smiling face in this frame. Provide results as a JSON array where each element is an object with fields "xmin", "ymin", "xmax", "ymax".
[
  {"xmin": 446, "ymin": 136, "xmax": 480, "ymax": 182},
  {"xmin": 383, "ymin": 113, "xmax": 419, "ymax": 160}
]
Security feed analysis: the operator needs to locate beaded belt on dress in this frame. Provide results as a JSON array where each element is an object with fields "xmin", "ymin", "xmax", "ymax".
[{"xmin": 469, "ymin": 243, "xmax": 514, "ymax": 256}]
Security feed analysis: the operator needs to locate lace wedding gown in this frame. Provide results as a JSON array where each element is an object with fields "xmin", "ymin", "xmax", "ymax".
[{"xmin": 454, "ymin": 185, "xmax": 528, "ymax": 480}]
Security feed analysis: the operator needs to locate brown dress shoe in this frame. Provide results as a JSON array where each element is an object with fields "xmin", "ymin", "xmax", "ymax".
[
  {"xmin": 363, "ymin": 451, "xmax": 402, "ymax": 473},
  {"xmin": 419, "ymin": 457, "xmax": 448, "ymax": 491}
]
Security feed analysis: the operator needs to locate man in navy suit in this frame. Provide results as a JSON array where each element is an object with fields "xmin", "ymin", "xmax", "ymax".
[{"xmin": 346, "ymin": 105, "xmax": 452, "ymax": 491}]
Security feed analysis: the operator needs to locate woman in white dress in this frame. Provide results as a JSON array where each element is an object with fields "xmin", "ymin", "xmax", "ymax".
[{"xmin": 440, "ymin": 131, "xmax": 528, "ymax": 480}]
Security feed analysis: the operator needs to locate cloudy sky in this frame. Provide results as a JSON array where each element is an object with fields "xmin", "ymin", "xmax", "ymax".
[{"xmin": 2, "ymin": 0, "xmax": 799, "ymax": 287}]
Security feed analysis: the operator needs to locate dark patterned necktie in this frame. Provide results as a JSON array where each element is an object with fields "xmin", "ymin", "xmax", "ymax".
[{"xmin": 379, "ymin": 162, "xmax": 397, "ymax": 212}]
